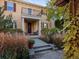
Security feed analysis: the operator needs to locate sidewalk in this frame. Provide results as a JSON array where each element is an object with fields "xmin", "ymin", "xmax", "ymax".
[{"xmin": 31, "ymin": 50, "xmax": 63, "ymax": 59}]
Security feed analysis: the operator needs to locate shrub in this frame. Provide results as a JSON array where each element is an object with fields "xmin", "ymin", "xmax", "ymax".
[
  {"xmin": 40, "ymin": 28, "xmax": 58, "ymax": 43},
  {"xmin": 40, "ymin": 28, "xmax": 50, "ymax": 43},
  {"xmin": 41, "ymin": 28, "xmax": 49, "ymax": 35},
  {"xmin": 50, "ymin": 33, "xmax": 64, "ymax": 49},
  {"xmin": 40, "ymin": 28, "xmax": 64, "ymax": 49},
  {"xmin": 28, "ymin": 39, "xmax": 35, "ymax": 49},
  {"xmin": 0, "ymin": 28, "xmax": 23, "ymax": 33},
  {"xmin": 28, "ymin": 39, "xmax": 35, "ymax": 45},
  {"xmin": 0, "ymin": 32, "xmax": 29, "ymax": 59}
]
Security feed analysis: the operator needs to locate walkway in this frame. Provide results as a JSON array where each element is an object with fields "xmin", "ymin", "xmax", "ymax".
[
  {"xmin": 29, "ymin": 38, "xmax": 63, "ymax": 59},
  {"xmin": 33, "ymin": 38, "xmax": 49, "ymax": 47},
  {"xmin": 31, "ymin": 50, "xmax": 63, "ymax": 59}
]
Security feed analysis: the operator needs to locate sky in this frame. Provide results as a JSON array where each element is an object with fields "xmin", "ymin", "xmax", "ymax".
[{"xmin": 24, "ymin": 0, "xmax": 48, "ymax": 6}]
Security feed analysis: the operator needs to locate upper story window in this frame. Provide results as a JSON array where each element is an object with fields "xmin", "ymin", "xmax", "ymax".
[
  {"xmin": 4, "ymin": 1, "xmax": 16, "ymax": 12},
  {"xmin": 7, "ymin": 2, "xmax": 14, "ymax": 12},
  {"xmin": 28, "ymin": 8, "xmax": 32, "ymax": 15}
]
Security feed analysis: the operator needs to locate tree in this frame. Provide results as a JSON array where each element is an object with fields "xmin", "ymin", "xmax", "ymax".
[
  {"xmin": 0, "ymin": 7, "xmax": 5, "ymax": 29},
  {"xmin": 63, "ymin": 0, "xmax": 79, "ymax": 59},
  {"xmin": 47, "ymin": 0, "xmax": 65, "ymax": 30},
  {"xmin": 52, "ymin": 0, "xmax": 79, "ymax": 59},
  {"xmin": 0, "ymin": 7, "xmax": 13, "ymax": 31},
  {"xmin": 3, "ymin": 15, "xmax": 13, "ymax": 29}
]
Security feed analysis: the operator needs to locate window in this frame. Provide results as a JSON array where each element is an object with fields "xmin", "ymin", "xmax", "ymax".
[
  {"xmin": 41, "ymin": 22, "xmax": 48, "ymax": 29},
  {"xmin": 5, "ymin": 1, "xmax": 16, "ymax": 12},
  {"xmin": 7, "ymin": 2, "xmax": 14, "ymax": 11},
  {"xmin": 28, "ymin": 8, "xmax": 32, "ymax": 15}
]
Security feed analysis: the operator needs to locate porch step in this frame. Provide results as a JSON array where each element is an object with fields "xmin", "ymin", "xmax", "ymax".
[
  {"xmin": 33, "ymin": 44, "xmax": 53, "ymax": 53},
  {"xmin": 33, "ymin": 45, "xmax": 51, "ymax": 49},
  {"xmin": 34, "ymin": 46, "xmax": 52, "ymax": 53},
  {"xmin": 29, "ymin": 39, "xmax": 53, "ymax": 54}
]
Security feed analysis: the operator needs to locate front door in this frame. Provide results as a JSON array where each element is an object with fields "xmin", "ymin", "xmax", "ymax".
[{"xmin": 28, "ymin": 22, "xmax": 31, "ymax": 33}]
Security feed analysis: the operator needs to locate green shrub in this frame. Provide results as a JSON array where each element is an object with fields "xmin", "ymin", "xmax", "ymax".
[
  {"xmin": 49, "ymin": 28, "xmax": 58, "ymax": 33},
  {"xmin": 28, "ymin": 39, "xmax": 35, "ymax": 45},
  {"xmin": 55, "ymin": 19, "xmax": 64, "ymax": 30},
  {"xmin": 41, "ymin": 28, "xmax": 49, "ymax": 35},
  {"xmin": 0, "ymin": 28, "xmax": 23, "ymax": 33},
  {"xmin": 41, "ymin": 28, "xmax": 58, "ymax": 43}
]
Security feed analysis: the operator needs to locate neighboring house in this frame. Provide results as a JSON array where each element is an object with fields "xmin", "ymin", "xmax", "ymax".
[{"xmin": 0, "ymin": 0, "xmax": 54, "ymax": 36}]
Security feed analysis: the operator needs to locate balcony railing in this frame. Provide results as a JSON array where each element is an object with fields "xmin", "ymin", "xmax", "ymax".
[{"xmin": 22, "ymin": 8, "xmax": 41, "ymax": 18}]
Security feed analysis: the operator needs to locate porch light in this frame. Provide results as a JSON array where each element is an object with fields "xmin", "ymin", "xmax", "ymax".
[{"xmin": 44, "ymin": 23, "xmax": 48, "ymax": 28}]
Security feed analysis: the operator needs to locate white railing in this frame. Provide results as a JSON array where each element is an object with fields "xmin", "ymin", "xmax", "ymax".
[{"xmin": 22, "ymin": 8, "xmax": 41, "ymax": 17}]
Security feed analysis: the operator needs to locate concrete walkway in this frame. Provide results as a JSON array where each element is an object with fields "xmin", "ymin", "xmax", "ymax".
[
  {"xmin": 33, "ymin": 39, "xmax": 49, "ymax": 47},
  {"xmin": 30, "ymin": 39, "xmax": 63, "ymax": 59},
  {"xmin": 31, "ymin": 50, "xmax": 63, "ymax": 59}
]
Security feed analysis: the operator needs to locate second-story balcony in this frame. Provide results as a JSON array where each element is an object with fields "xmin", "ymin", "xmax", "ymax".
[{"xmin": 22, "ymin": 8, "xmax": 42, "ymax": 20}]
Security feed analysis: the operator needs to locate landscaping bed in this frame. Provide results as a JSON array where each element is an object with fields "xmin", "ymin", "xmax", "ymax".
[
  {"xmin": 0, "ymin": 32, "xmax": 29, "ymax": 59},
  {"xmin": 40, "ymin": 28, "xmax": 64, "ymax": 50}
]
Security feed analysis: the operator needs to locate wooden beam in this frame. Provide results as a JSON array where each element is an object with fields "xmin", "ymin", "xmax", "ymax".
[{"xmin": 55, "ymin": 0, "xmax": 69, "ymax": 6}]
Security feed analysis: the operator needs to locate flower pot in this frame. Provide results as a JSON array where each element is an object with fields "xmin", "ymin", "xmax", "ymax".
[
  {"xmin": 28, "ymin": 44, "xmax": 34, "ymax": 49},
  {"xmin": 28, "ymin": 39, "xmax": 35, "ymax": 49}
]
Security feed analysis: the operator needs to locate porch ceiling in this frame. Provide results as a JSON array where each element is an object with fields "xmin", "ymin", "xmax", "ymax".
[
  {"xmin": 24, "ymin": 18, "xmax": 39, "ymax": 22},
  {"xmin": 22, "ymin": 15, "xmax": 41, "ymax": 20}
]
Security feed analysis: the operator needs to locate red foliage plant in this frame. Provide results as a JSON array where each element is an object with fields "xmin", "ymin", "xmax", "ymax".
[{"xmin": 0, "ymin": 32, "xmax": 28, "ymax": 55}]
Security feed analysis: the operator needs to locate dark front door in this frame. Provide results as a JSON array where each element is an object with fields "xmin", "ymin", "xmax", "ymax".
[{"xmin": 28, "ymin": 22, "xmax": 31, "ymax": 33}]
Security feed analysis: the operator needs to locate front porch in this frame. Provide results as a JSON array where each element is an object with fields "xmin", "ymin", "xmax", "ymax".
[{"xmin": 21, "ymin": 17, "xmax": 41, "ymax": 36}]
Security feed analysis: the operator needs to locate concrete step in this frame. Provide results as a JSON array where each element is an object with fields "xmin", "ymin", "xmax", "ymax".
[
  {"xmin": 33, "ymin": 44, "xmax": 53, "ymax": 53},
  {"xmin": 33, "ymin": 44, "xmax": 51, "ymax": 49},
  {"xmin": 29, "ymin": 39, "xmax": 54, "ymax": 54}
]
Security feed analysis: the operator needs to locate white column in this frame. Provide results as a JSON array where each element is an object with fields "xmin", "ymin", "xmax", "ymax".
[
  {"xmin": 39, "ymin": 20, "xmax": 41, "ymax": 36},
  {"xmin": 21, "ymin": 17, "xmax": 24, "ymax": 33},
  {"xmin": 12, "ymin": 20, "xmax": 16, "ymax": 29}
]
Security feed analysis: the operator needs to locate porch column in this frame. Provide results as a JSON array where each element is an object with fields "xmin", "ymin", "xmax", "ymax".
[
  {"xmin": 21, "ymin": 17, "xmax": 24, "ymax": 33},
  {"xmin": 38, "ymin": 20, "xmax": 41, "ymax": 36}
]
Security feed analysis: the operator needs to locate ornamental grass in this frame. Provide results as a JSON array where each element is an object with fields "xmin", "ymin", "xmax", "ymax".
[{"xmin": 0, "ymin": 32, "xmax": 29, "ymax": 59}]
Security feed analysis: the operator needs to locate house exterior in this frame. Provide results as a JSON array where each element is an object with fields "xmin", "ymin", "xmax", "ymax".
[{"xmin": 0, "ymin": 0, "xmax": 54, "ymax": 36}]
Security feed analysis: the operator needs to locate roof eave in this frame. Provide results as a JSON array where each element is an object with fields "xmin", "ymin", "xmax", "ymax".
[{"xmin": 54, "ymin": 0, "xmax": 69, "ymax": 7}]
